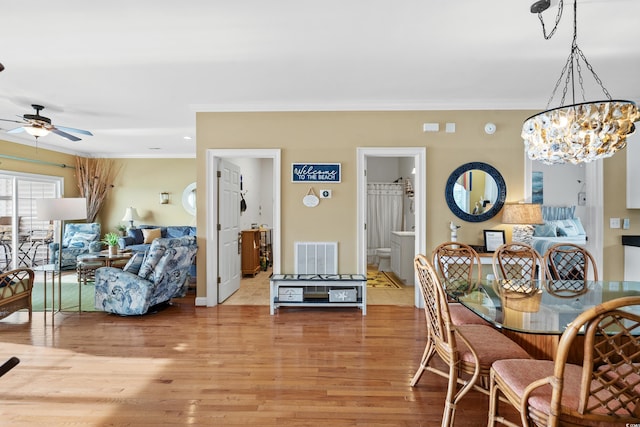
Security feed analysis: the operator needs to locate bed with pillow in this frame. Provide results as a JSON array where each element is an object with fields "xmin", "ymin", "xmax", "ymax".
[{"xmin": 531, "ymin": 206, "xmax": 587, "ymax": 255}]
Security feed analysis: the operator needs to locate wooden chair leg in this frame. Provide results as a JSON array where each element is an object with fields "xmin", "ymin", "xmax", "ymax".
[
  {"xmin": 488, "ymin": 369, "xmax": 499, "ymax": 427},
  {"xmin": 410, "ymin": 339, "xmax": 435, "ymax": 387},
  {"xmin": 442, "ymin": 366, "xmax": 459, "ymax": 427}
]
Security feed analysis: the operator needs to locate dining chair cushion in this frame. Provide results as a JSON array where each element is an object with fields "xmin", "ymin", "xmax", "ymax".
[
  {"xmin": 493, "ymin": 359, "xmax": 637, "ymax": 426},
  {"xmin": 449, "ymin": 303, "xmax": 491, "ymax": 326},
  {"xmin": 455, "ymin": 325, "xmax": 531, "ymax": 365}
]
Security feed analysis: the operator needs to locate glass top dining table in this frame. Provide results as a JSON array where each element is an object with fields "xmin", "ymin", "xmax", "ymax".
[{"xmin": 445, "ymin": 278, "xmax": 640, "ymax": 335}]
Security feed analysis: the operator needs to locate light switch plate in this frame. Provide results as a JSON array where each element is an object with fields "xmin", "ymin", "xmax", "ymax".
[
  {"xmin": 623, "ymin": 218, "xmax": 630, "ymax": 229},
  {"xmin": 610, "ymin": 217, "xmax": 621, "ymax": 229}
]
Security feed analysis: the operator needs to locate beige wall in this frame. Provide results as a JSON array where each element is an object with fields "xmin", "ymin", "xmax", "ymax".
[
  {"xmin": 603, "ymin": 149, "xmax": 640, "ymax": 280},
  {"xmin": 0, "ymin": 142, "xmax": 197, "ymax": 239},
  {"xmin": 4, "ymin": 106, "xmax": 638, "ymax": 299},
  {"xmin": 0, "ymin": 141, "xmax": 80, "ymax": 197},
  {"xmin": 99, "ymin": 158, "xmax": 196, "ymax": 234},
  {"xmin": 196, "ymin": 110, "xmax": 542, "ymax": 297}
]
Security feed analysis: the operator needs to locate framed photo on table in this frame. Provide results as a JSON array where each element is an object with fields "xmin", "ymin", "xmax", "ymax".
[{"xmin": 483, "ymin": 230, "xmax": 505, "ymax": 252}]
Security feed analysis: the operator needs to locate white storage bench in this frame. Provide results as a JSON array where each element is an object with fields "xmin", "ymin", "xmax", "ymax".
[{"xmin": 270, "ymin": 274, "xmax": 367, "ymax": 315}]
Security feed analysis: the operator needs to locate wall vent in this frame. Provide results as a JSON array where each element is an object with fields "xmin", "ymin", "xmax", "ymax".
[{"xmin": 294, "ymin": 242, "xmax": 338, "ymax": 274}]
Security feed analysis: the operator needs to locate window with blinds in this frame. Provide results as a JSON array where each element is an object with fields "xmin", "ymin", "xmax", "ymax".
[{"xmin": 0, "ymin": 172, "xmax": 62, "ymax": 270}]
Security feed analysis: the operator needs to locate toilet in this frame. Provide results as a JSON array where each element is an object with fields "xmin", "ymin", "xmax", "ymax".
[{"xmin": 376, "ymin": 248, "xmax": 391, "ymax": 271}]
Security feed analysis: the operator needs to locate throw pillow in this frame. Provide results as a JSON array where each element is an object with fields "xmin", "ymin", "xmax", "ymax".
[
  {"xmin": 142, "ymin": 228, "xmax": 161, "ymax": 244},
  {"xmin": 128, "ymin": 228, "xmax": 144, "ymax": 244},
  {"xmin": 570, "ymin": 217, "xmax": 586, "ymax": 235},
  {"xmin": 68, "ymin": 233, "xmax": 97, "ymax": 248},
  {"xmin": 122, "ymin": 252, "xmax": 146, "ymax": 275},
  {"xmin": 556, "ymin": 219, "xmax": 579, "ymax": 237},
  {"xmin": 534, "ymin": 223, "xmax": 557, "ymax": 237}
]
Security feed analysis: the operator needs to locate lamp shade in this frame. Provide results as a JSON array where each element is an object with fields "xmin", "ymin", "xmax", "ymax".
[
  {"xmin": 35, "ymin": 198, "xmax": 87, "ymax": 221},
  {"xmin": 502, "ymin": 203, "xmax": 543, "ymax": 225},
  {"xmin": 122, "ymin": 207, "xmax": 139, "ymax": 222}
]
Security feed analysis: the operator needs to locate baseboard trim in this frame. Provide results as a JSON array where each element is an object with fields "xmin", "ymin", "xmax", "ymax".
[{"xmin": 195, "ymin": 296, "xmax": 208, "ymax": 306}]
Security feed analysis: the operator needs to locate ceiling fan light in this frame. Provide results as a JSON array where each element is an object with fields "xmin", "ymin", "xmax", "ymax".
[{"xmin": 24, "ymin": 126, "xmax": 50, "ymax": 137}]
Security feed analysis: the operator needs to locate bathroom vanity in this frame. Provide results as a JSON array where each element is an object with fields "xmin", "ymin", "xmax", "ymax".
[{"xmin": 390, "ymin": 231, "xmax": 415, "ymax": 285}]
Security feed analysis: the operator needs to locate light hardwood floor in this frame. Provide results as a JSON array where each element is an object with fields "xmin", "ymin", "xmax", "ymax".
[
  {"xmin": 0, "ymin": 289, "xmax": 519, "ymax": 426},
  {"xmin": 225, "ymin": 268, "xmax": 416, "ymax": 306}
]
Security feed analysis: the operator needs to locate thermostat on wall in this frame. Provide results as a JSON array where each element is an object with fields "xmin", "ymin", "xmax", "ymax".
[{"xmin": 320, "ymin": 189, "xmax": 332, "ymax": 198}]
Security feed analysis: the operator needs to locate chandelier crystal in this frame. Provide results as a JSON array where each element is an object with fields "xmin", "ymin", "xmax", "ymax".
[{"xmin": 523, "ymin": 0, "xmax": 639, "ymax": 165}]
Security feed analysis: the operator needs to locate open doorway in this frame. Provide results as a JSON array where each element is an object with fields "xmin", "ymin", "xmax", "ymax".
[
  {"xmin": 357, "ymin": 147, "xmax": 426, "ymax": 308},
  {"xmin": 205, "ymin": 149, "xmax": 281, "ymax": 307},
  {"xmin": 524, "ymin": 156, "xmax": 603, "ymax": 275}
]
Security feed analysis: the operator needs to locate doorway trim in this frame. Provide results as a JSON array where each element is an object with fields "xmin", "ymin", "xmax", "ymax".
[
  {"xmin": 205, "ymin": 149, "xmax": 281, "ymax": 307},
  {"xmin": 357, "ymin": 147, "xmax": 426, "ymax": 308},
  {"xmin": 524, "ymin": 156, "xmax": 603, "ymax": 275}
]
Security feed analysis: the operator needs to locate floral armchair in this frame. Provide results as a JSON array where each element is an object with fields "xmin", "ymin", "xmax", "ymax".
[
  {"xmin": 94, "ymin": 236, "xmax": 197, "ymax": 315},
  {"xmin": 49, "ymin": 223, "xmax": 101, "ymax": 269}
]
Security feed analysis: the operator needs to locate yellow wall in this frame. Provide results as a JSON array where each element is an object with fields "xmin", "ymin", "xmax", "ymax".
[
  {"xmin": 0, "ymin": 141, "xmax": 80, "ymax": 197},
  {"xmin": 603, "ymin": 149, "xmax": 640, "ymax": 280},
  {"xmin": 5, "ymin": 106, "xmax": 639, "ymax": 300},
  {"xmin": 99, "ymin": 158, "xmax": 196, "ymax": 234},
  {"xmin": 196, "ymin": 110, "xmax": 539, "ymax": 296},
  {"xmin": 0, "ymin": 142, "xmax": 197, "ymax": 238}
]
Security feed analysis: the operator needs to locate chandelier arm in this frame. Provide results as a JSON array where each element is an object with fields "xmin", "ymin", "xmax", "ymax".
[
  {"xmin": 537, "ymin": 0, "xmax": 564, "ymax": 40},
  {"xmin": 546, "ymin": 53, "xmax": 574, "ymax": 109},
  {"xmin": 575, "ymin": 47, "xmax": 613, "ymax": 101}
]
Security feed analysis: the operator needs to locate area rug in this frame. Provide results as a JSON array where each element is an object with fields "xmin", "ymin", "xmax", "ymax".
[
  {"xmin": 367, "ymin": 265, "xmax": 403, "ymax": 289},
  {"xmin": 31, "ymin": 273, "xmax": 98, "ymax": 312}
]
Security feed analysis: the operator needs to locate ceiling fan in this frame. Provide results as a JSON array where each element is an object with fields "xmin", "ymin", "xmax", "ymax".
[{"xmin": 0, "ymin": 104, "xmax": 93, "ymax": 142}]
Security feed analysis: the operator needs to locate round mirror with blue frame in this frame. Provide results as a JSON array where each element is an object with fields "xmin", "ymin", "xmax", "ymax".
[{"xmin": 445, "ymin": 162, "xmax": 506, "ymax": 222}]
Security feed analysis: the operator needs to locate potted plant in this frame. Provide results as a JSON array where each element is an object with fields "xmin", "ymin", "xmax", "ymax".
[
  {"xmin": 116, "ymin": 224, "xmax": 127, "ymax": 236},
  {"xmin": 102, "ymin": 232, "xmax": 121, "ymax": 255}
]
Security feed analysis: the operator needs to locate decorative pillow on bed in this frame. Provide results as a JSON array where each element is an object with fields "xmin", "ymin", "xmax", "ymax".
[
  {"xmin": 534, "ymin": 223, "xmax": 557, "ymax": 237},
  {"xmin": 555, "ymin": 218, "xmax": 586, "ymax": 237}
]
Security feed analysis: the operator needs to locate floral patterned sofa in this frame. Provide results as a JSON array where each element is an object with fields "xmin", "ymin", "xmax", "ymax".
[
  {"xmin": 49, "ymin": 223, "xmax": 102, "ymax": 269},
  {"xmin": 94, "ymin": 236, "xmax": 197, "ymax": 315}
]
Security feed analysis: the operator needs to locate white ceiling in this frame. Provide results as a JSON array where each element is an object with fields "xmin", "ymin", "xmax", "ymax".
[{"xmin": 0, "ymin": 0, "xmax": 638, "ymax": 158}]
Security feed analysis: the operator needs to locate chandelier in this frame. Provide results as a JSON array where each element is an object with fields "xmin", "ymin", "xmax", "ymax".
[{"xmin": 522, "ymin": 0, "xmax": 639, "ymax": 165}]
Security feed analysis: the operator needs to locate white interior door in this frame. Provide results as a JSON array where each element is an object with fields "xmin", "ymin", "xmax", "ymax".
[{"xmin": 218, "ymin": 159, "xmax": 241, "ymax": 302}]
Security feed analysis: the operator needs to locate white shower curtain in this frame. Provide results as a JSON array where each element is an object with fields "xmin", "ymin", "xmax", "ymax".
[{"xmin": 367, "ymin": 183, "xmax": 403, "ymax": 263}]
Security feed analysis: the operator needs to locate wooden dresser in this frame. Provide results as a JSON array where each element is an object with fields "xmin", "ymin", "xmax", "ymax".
[{"xmin": 241, "ymin": 229, "xmax": 261, "ymax": 276}]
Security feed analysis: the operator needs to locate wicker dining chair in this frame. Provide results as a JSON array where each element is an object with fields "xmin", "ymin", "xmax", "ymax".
[
  {"xmin": 543, "ymin": 242, "xmax": 598, "ymax": 282},
  {"xmin": 492, "ymin": 242, "xmax": 545, "ymax": 284},
  {"xmin": 488, "ymin": 296, "xmax": 640, "ymax": 427},
  {"xmin": 431, "ymin": 241, "xmax": 490, "ymax": 325},
  {"xmin": 410, "ymin": 254, "xmax": 531, "ymax": 427}
]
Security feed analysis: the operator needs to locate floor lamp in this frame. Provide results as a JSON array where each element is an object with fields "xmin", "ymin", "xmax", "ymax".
[{"xmin": 35, "ymin": 198, "xmax": 87, "ymax": 313}]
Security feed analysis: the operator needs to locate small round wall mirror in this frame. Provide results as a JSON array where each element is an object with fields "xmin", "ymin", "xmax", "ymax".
[
  {"xmin": 445, "ymin": 162, "xmax": 506, "ymax": 222},
  {"xmin": 182, "ymin": 182, "xmax": 196, "ymax": 216}
]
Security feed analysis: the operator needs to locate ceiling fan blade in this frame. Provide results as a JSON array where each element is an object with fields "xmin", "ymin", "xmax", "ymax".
[
  {"xmin": 51, "ymin": 128, "xmax": 81, "ymax": 142},
  {"xmin": 55, "ymin": 125, "xmax": 93, "ymax": 136},
  {"xmin": 0, "ymin": 118, "xmax": 26, "ymax": 124},
  {"xmin": 6, "ymin": 127, "xmax": 26, "ymax": 134}
]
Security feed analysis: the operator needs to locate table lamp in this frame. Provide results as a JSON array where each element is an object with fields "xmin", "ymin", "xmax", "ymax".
[
  {"xmin": 502, "ymin": 203, "xmax": 543, "ymax": 245},
  {"xmin": 36, "ymin": 198, "xmax": 87, "ymax": 271},
  {"xmin": 122, "ymin": 207, "xmax": 139, "ymax": 230}
]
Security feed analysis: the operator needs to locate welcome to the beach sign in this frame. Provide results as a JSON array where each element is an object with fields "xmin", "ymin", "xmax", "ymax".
[{"xmin": 291, "ymin": 163, "xmax": 341, "ymax": 183}]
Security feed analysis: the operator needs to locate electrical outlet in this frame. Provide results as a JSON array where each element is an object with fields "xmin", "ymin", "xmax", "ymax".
[
  {"xmin": 610, "ymin": 218, "xmax": 621, "ymax": 229},
  {"xmin": 319, "ymin": 189, "xmax": 332, "ymax": 198},
  {"xmin": 578, "ymin": 192, "xmax": 586, "ymax": 206},
  {"xmin": 623, "ymin": 218, "xmax": 630, "ymax": 229}
]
